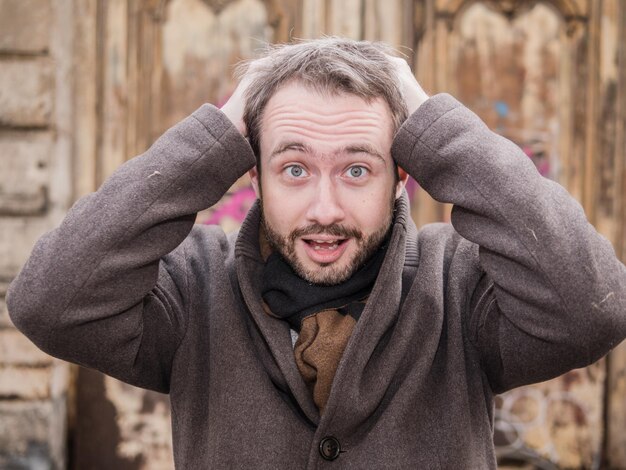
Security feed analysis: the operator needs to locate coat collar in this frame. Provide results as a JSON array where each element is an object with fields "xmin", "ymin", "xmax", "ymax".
[{"xmin": 235, "ymin": 191, "xmax": 416, "ymax": 426}]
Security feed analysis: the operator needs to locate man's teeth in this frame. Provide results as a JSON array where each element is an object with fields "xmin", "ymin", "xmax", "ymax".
[
  {"xmin": 310, "ymin": 240, "xmax": 340, "ymax": 250},
  {"xmin": 313, "ymin": 243, "xmax": 338, "ymax": 250}
]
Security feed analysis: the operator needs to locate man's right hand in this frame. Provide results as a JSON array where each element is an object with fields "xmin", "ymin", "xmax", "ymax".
[
  {"xmin": 221, "ymin": 57, "xmax": 270, "ymax": 137},
  {"xmin": 220, "ymin": 75, "xmax": 251, "ymax": 137}
]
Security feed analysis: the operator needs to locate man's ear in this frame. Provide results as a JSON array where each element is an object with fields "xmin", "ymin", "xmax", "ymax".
[
  {"xmin": 395, "ymin": 166, "xmax": 409, "ymax": 199},
  {"xmin": 249, "ymin": 166, "xmax": 260, "ymax": 198}
]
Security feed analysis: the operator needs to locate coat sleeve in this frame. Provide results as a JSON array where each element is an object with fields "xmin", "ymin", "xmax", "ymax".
[
  {"xmin": 392, "ymin": 93, "xmax": 626, "ymax": 393},
  {"xmin": 6, "ymin": 104, "xmax": 255, "ymax": 393}
]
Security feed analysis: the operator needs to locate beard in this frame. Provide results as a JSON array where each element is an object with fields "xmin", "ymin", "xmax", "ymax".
[{"xmin": 261, "ymin": 204, "xmax": 395, "ymax": 286}]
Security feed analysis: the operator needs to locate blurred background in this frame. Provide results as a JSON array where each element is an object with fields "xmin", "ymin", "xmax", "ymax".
[{"xmin": 0, "ymin": 0, "xmax": 624, "ymax": 468}]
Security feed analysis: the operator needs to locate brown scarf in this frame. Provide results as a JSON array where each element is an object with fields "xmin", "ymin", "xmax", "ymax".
[{"xmin": 260, "ymin": 236, "xmax": 385, "ymax": 412}]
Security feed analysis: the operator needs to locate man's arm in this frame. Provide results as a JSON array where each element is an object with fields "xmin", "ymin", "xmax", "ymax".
[
  {"xmin": 6, "ymin": 104, "xmax": 254, "ymax": 393},
  {"xmin": 391, "ymin": 64, "xmax": 626, "ymax": 393}
]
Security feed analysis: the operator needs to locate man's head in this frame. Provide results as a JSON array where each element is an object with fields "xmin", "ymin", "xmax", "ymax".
[
  {"xmin": 242, "ymin": 38, "xmax": 410, "ymax": 285},
  {"xmin": 240, "ymin": 38, "xmax": 409, "ymax": 167}
]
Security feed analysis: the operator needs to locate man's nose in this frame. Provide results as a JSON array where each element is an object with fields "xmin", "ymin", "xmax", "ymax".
[{"xmin": 305, "ymin": 178, "xmax": 345, "ymax": 226}]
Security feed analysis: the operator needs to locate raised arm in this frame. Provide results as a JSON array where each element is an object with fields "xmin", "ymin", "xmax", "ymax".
[
  {"xmin": 7, "ymin": 98, "xmax": 255, "ymax": 392},
  {"xmin": 390, "ymin": 59, "xmax": 626, "ymax": 393}
]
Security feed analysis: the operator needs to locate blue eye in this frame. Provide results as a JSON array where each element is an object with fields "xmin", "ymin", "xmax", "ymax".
[
  {"xmin": 286, "ymin": 165, "xmax": 307, "ymax": 177},
  {"xmin": 345, "ymin": 166, "xmax": 367, "ymax": 178}
]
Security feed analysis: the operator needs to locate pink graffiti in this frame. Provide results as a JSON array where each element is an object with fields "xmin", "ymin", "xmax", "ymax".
[
  {"xmin": 204, "ymin": 187, "xmax": 257, "ymax": 225},
  {"xmin": 405, "ymin": 177, "xmax": 418, "ymax": 201},
  {"xmin": 215, "ymin": 92, "xmax": 232, "ymax": 109},
  {"xmin": 522, "ymin": 145, "xmax": 551, "ymax": 177}
]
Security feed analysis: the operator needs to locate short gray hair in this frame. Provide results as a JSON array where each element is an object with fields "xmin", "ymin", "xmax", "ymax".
[{"xmin": 238, "ymin": 37, "xmax": 409, "ymax": 165}]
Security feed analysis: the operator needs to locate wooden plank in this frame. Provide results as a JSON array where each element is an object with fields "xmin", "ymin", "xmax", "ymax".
[
  {"xmin": 568, "ymin": 27, "xmax": 587, "ymax": 203},
  {"xmin": 610, "ymin": 0, "xmax": 626, "ymax": 264},
  {"xmin": 98, "ymin": 0, "xmax": 128, "ymax": 183},
  {"xmin": 265, "ymin": 0, "xmax": 303, "ymax": 43},
  {"xmin": 592, "ymin": 0, "xmax": 620, "ymax": 244},
  {"xmin": 363, "ymin": 0, "xmax": 403, "ymax": 45},
  {"xmin": 605, "ymin": 2, "xmax": 626, "ymax": 466},
  {"xmin": 125, "ymin": 0, "xmax": 140, "ymax": 159},
  {"xmin": 557, "ymin": 26, "xmax": 574, "ymax": 198},
  {"xmin": 607, "ymin": 344, "xmax": 626, "ymax": 467},
  {"xmin": 414, "ymin": 0, "xmax": 435, "ymax": 93},
  {"xmin": 328, "ymin": 0, "xmax": 363, "ymax": 39},
  {"xmin": 582, "ymin": 0, "xmax": 601, "ymax": 223},
  {"xmin": 301, "ymin": 0, "xmax": 327, "ymax": 38},
  {"xmin": 72, "ymin": 0, "xmax": 98, "ymax": 197}
]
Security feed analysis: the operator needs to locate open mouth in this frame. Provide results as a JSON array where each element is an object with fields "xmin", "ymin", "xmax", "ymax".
[
  {"xmin": 300, "ymin": 237, "xmax": 351, "ymax": 264},
  {"xmin": 303, "ymin": 238, "xmax": 348, "ymax": 251}
]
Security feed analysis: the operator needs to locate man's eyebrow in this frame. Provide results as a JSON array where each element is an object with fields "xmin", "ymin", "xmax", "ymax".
[
  {"xmin": 270, "ymin": 141, "xmax": 310, "ymax": 159},
  {"xmin": 269, "ymin": 141, "xmax": 386, "ymax": 163},
  {"xmin": 344, "ymin": 144, "xmax": 385, "ymax": 162}
]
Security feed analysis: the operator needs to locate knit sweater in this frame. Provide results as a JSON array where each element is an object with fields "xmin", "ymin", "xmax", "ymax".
[{"xmin": 7, "ymin": 94, "xmax": 626, "ymax": 469}]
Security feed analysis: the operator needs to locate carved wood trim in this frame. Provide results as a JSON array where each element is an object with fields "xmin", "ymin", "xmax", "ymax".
[
  {"xmin": 200, "ymin": 0, "xmax": 238, "ymax": 14},
  {"xmin": 142, "ymin": 0, "xmax": 171, "ymax": 22},
  {"xmin": 435, "ymin": 0, "xmax": 587, "ymax": 33}
]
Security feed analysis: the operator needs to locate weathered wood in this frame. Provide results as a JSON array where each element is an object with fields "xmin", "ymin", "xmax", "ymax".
[
  {"xmin": 159, "ymin": 0, "xmax": 269, "ymax": 129},
  {"xmin": 98, "ymin": 0, "xmax": 129, "ymax": 182},
  {"xmin": 557, "ymin": 25, "xmax": 575, "ymax": 200},
  {"xmin": 265, "ymin": 0, "xmax": 303, "ymax": 42},
  {"xmin": 72, "ymin": 0, "xmax": 99, "ymax": 198},
  {"xmin": 300, "ymin": 0, "xmax": 327, "ymax": 38},
  {"xmin": 605, "ymin": 2, "xmax": 626, "ymax": 467},
  {"xmin": 363, "ymin": 0, "xmax": 404, "ymax": 45},
  {"xmin": 607, "ymin": 343, "xmax": 626, "ymax": 467},
  {"xmin": 594, "ymin": 0, "xmax": 621, "ymax": 244},
  {"xmin": 327, "ymin": 0, "xmax": 362, "ymax": 39},
  {"xmin": 569, "ymin": 25, "xmax": 588, "ymax": 204},
  {"xmin": 583, "ymin": 0, "xmax": 601, "ymax": 224},
  {"xmin": 416, "ymin": 3, "xmax": 613, "ymax": 467},
  {"xmin": 618, "ymin": 2, "xmax": 626, "ymax": 264}
]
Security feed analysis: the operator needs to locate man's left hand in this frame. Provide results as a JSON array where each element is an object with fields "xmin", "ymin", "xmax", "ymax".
[{"xmin": 388, "ymin": 56, "xmax": 429, "ymax": 115}]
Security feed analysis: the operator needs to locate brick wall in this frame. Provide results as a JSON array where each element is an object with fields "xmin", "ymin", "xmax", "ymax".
[{"xmin": 0, "ymin": 1, "xmax": 73, "ymax": 468}]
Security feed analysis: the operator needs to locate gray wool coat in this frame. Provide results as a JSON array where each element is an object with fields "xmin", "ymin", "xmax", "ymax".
[{"xmin": 8, "ymin": 94, "xmax": 626, "ymax": 469}]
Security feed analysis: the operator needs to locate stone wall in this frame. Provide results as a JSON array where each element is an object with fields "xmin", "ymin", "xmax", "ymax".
[{"xmin": 0, "ymin": 0, "xmax": 74, "ymax": 468}]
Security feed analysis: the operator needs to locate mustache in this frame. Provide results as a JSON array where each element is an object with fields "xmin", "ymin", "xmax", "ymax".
[{"xmin": 289, "ymin": 223, "xmax": 363, "ymax": 242}]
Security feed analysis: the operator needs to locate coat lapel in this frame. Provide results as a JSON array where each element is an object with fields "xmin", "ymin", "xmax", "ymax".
[
  {"xmin": 234, "ymin": 193, "xmax": 432, "ymax": 431},
  {"xmin": 316, "ymin": 193, "xmax": 444, "ymax": 437},
  {"xmin": 235, "ymin": 202, "xmax": 321, "ymax": 425},
  {"xmin": 317, "ymin": 194, "xmax": 409, "ymax": 424}
]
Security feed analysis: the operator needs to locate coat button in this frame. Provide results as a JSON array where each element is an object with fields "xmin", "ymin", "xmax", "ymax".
[{"xmin": 319, "ymin": 436, "xmax": 341, "ymax": 461}]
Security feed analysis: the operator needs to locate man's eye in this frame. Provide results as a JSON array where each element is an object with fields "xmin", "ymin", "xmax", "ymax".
[
  {"xmin": 345, "ymin": 166, "xmax": 368, "ymax": 178},
  {"xmin": 286, "ymin": 165, "xmax": 307, "ymax": 178}
]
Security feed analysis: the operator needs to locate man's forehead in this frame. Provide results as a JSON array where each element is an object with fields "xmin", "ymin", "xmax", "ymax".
[{"xmin": 261, "ymin": 82, "xmax": 392, "ymax": 133}]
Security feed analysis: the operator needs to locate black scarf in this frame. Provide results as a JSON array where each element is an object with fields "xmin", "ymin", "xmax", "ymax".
[{"xmin": 261, "ymin": 243, "xmax": 387, "ymax": 331}]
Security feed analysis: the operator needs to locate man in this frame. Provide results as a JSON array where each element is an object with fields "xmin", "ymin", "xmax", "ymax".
[{"xmin": 7, "ymin": 38, "xmax": 626, "ymax": 468}]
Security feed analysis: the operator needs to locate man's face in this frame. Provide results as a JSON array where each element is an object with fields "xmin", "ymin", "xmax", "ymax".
[{"xmin": 249, "ymin": 81, "xmax": 406, "ymax": 285}]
